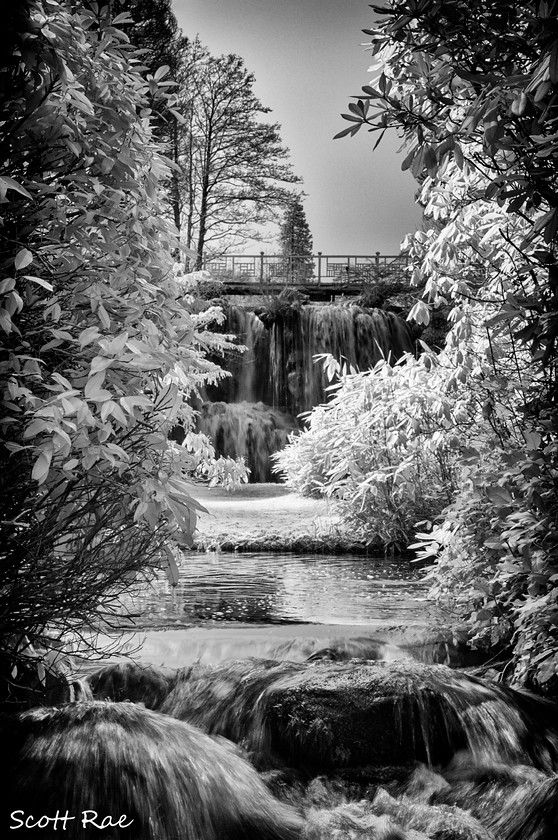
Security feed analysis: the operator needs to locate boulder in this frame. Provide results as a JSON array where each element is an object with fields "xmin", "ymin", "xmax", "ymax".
[
  {"xmin": 162, "ymin": 658, "xmax": 558, "ymax": 775},
  {"xmin": 86, "ymin": 661, "xmax": 174, "ymax": 709},
  {"xmin": 2, "ymin": 700, "xmax": 303, "ymax": 840}
]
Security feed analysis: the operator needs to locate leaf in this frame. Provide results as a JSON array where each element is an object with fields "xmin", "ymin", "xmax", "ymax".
[
  {"xmin": 333, "ymin": 124, "xmax": 361, "ymax": 139},
  {"xmin": 112, "ymin": 11, "xmax": 134, "ymax": 24},
  {"xmin": 32, "ymin": 450, "xmax": 52, "ymax": 484},
  {"xmin": 340, "ymin": 113, "xmax": 364, "ymax": 123},
  {"xmin": 453, "ymin": 142, "xmax": 464, "ymax": 169},
  {"xmin": 79, "ymin": 326, "xmax": 101, "ymax": 347},
  {"xmin": 0, "ymin": 278, "xmax": 15, "ymax": 294},
  {"xmin": 401, "ymin": 148, "xmax": 416, "ymax": 171},
  {"xmin": 14, "ymin": 248, "xmax": 33, "ymax": 271},
  {"xmin": 485, "ymin": 485, "xmax": 513, "ymax": 505},
  {"xmin": 154, "ymin": 64, "xmax": 171, "ymax": 81},
  {"xmin": 164, "ymin": 550, "xmax": 180, "ymax": 587},
  {"xmin": 24, "ymin": 275, "xmax": 54, "ymax": 291},
  {"xmin": 168, "ymin": 107, "xmax": 187, "ymax": 125},
  {"xmin": 533, "ymin": 207, "xmax": 555, "ymax": 235},
  {"xmin": 90, "ymin": 355, "xmax": 113, "ymax": 375},
  {"xmin": 0, "ymin": 176, "xmax": 32, "ymax": 200},
  {"xmin": 511, "ymin": 92, "xmax": 528, "ymax": 116},
  {"xmin": 84, "ymin": 370, "xmax": 106, "ymax": 399},
  {"xmin": 0, "ymin": 309, "xmax": 13, "ymax": 334}
]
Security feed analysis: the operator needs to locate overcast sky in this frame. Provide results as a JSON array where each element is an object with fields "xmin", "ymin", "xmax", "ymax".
[{"xmin": 171, "ymin": 0, "xmax": 422, "ymax": 256}]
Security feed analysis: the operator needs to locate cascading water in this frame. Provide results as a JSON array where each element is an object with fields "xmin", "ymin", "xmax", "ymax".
[
  {"xmin": 269, "ymin": 303, "xmax": 414, "ymax": 415},
  {"xmin": 197, "ymin": 401, "xmax": 294, "ymax": 483},
  {"xmin": 59, "ymin": 653, "xmax": 558, "ymax": 840},
  {"xmin": 199, "ymin": 302, "xmax": 415, "ymax": 480}
]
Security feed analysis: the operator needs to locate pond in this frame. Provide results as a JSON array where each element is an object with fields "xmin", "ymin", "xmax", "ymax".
[
  {"xmin": 85, "ymin": 550, "xmax": 447, "ymax": 672},
  {"xmin": 118, "ymin": 550, "xmax": 435, "ymax": 630}
]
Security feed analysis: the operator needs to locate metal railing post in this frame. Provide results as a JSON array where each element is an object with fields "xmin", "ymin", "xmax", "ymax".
[
  {"xmin": 317, "ymin": 252, "xmax": 322, "ymax": 286},
  {"xmin": 259, "ymin": 251, "xmax": 264, "ymax": 283}
]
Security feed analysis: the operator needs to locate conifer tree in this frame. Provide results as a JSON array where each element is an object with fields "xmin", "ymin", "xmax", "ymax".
[
  {"xmin": 119, "ymin": 0, "xmax": 188, "ymax": 232},
  {"xmin": 278, "ymin": 196, "xmax": 314, "ymax": 281}
]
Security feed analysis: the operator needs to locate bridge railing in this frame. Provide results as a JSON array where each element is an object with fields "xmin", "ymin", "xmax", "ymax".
[{"xmin": 202, "ymin": 252, "xmax": 409, "ymax": 285}]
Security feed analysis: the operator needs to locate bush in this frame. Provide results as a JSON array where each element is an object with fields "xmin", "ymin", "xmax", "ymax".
[
  {"xmin": 275, "ymin": 353, "xmax": 463, "ymax": 552},
  {"xmin": 0, "ymin": 0, "xmax": 245, "ymax": 696}
]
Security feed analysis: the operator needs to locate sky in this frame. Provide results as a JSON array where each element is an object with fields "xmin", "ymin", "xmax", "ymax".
[{"xmin": 171, "ymin": 0, "xmax": 422, "ymax": 256}]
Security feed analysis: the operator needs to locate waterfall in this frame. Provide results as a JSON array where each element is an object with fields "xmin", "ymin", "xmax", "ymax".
[
  {"xmin": 270, "ymin": 304, "xmax": 414, "ymax": 415},
  {"xmin": 200, "ymin": 302, "xmax": 415, "ymax": 481},
  {"xmin": 197, "ymin": 401, "xmax": 294, "ymax": 483}
]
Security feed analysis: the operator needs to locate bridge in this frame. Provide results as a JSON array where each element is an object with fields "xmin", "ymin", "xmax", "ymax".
[{"xmin": 202, "ymin": 252, "xmax": 409, "ymax": 301}]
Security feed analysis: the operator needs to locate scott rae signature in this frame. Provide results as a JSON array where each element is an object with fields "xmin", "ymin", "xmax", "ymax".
[{"xmin": 10, "ymin": 811, "xmax": 134, "ymax": 830}]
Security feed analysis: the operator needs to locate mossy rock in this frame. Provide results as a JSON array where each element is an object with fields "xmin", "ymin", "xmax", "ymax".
[
  {"xmin": 159, "ymin": 657, "xmax": 558, "ymax": 776},
  {"xmin": 265, "ymin": 661, "xmax": 468, "ymax": 770},
  {"xmin": 86, "ymin": 661, "xmax": 175, "ymax": 710}
]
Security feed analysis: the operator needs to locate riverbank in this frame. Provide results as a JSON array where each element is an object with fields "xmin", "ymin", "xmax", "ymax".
[{"xmin": 190, "ymin": 482, "xmax": 368, "ymax": 553}]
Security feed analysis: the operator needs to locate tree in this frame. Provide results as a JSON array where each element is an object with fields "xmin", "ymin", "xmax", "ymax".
[
  {"xmin": 177, "ymin": 43, "xmax": 301, "ymax": 267},
  {"xmin": 118, "ymin": 0, "xmax": 189, "ymax": 232},
  {"xmin": 0, "ymin": 0, "xmax": 245, "ymax": 702},
  {"xmin": 319, "ymin": 0, "xmax": 558, "ymax": 690},
  {"xmin": 278, "ymin": 196, "xmax": 314, "ymax": 282},
  {"xmin": 338, "ymin": 0, "xmax": 558, "ymax": 389},
  {"xmin": 120, "ymin": 0, "xmax": 185, "ymax": 78}
]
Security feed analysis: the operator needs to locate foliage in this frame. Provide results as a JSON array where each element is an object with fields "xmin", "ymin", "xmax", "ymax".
[
  {"xmin": 174, "ymin": 40, "xmax": 301, "ymax": 266},
  {"xmin": 0, "ymin": 0, "xmax": 246, "ymax": 694},
  {"xmin": 338, "ymin": 0, "xmax": 558, "ymax": 377},
  {"xmin": 118, "ymin": 0, "xmax": 189, "ymax": 230},
  {"xmin": 285, "ymin": 0, "xmax": 558, "ymax": 690},
  {"xmin": 275, "ymin": 353, "xmax": 463, "ymax": 552},
  {"xmin": 278, "ymin": 195, "xmax": 314, "ymax": 282},
  {"xmin": 120, "ymin": 0, "xmax": 186, "ymax": 78}
]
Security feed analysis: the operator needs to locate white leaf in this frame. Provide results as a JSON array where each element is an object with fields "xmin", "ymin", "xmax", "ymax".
[
  {"xmin": 154, "ymin": 64, "xmax": 171, "ymax": 81},
  {"xmin": 90, "ymin": 355, "xmax": 113, "ymax": 375},
  {"xmin": 24, "ymin": 275, "xmax": 53, "ymax": 291},
  {"xmin": 32, "ymin": 450, "xmax": 52, "ymax": 484},
  {"xmin": 0, "ymin": 309, "xmax": 13, "ymax": 334},
  {"xmin": 165, "ymin": 553, "xmax": 180, "ymax": 587},
  {"xmin": 15, "ymin": 248, "xmax": 33, "ymax": 271},
  {"xmin": 84, "ymin": 370, "xmax": 106, "ymax": 399}
]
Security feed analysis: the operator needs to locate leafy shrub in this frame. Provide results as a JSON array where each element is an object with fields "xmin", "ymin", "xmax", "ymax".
[
  {"xmin": 274, "ymin": 353, "xmax": 464, "ymax": 552},
  {"xmin": 0, "ymin": 0, "xmax": 246, "ymax": 694}
]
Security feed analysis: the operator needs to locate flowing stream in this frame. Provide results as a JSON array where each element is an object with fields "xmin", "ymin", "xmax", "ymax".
[{"xmin": 16, "ymin": 550, "xmax": 557, "ymax": 840}]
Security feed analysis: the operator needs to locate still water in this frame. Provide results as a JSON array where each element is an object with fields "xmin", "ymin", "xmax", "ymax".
[{"xmin": 118, "ymin": 551, "xmax": 434, "ymax": 630}]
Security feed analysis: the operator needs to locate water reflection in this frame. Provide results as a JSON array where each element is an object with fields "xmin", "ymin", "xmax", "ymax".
[{"xmin": 118, "ymin": 552, "xmax": 432, "ymax": 629}]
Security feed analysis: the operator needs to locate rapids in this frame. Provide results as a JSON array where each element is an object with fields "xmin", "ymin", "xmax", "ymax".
[
  {"xmin": 8, "ymin": 514, "xmax": 558, "ymax": 839},
  {"xmin": 73, "ymin": 656, "xmax": 558, "ymax": 840}
]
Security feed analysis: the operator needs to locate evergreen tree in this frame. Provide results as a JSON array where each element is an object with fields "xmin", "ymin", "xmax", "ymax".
[
  {"xmin": 278, "ymin": 196, "xmax": 314, "ymax": 281},
  {"xmin": 118, "ymin": 0, "xmax": 188, "ymax": 232}
]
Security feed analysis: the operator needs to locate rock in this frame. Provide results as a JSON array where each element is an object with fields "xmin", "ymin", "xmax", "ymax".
[
  {"xmin": 160, "ymin": 658, "xmax": 305, "ymax": 767},
  {"xmin": 86, "ymin": 661, "xmax": 174, "ymax": 709},
  {"xmin": 265, "ymin": 660, "xmax": 558, "ymax": 773},
  {"xmin": 161, "ymin": 657, "xmax": 558, "ymax": 778},
  {"xmin": 2, "ymin": 700, "xmax": 304, "ymax": 840}
]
